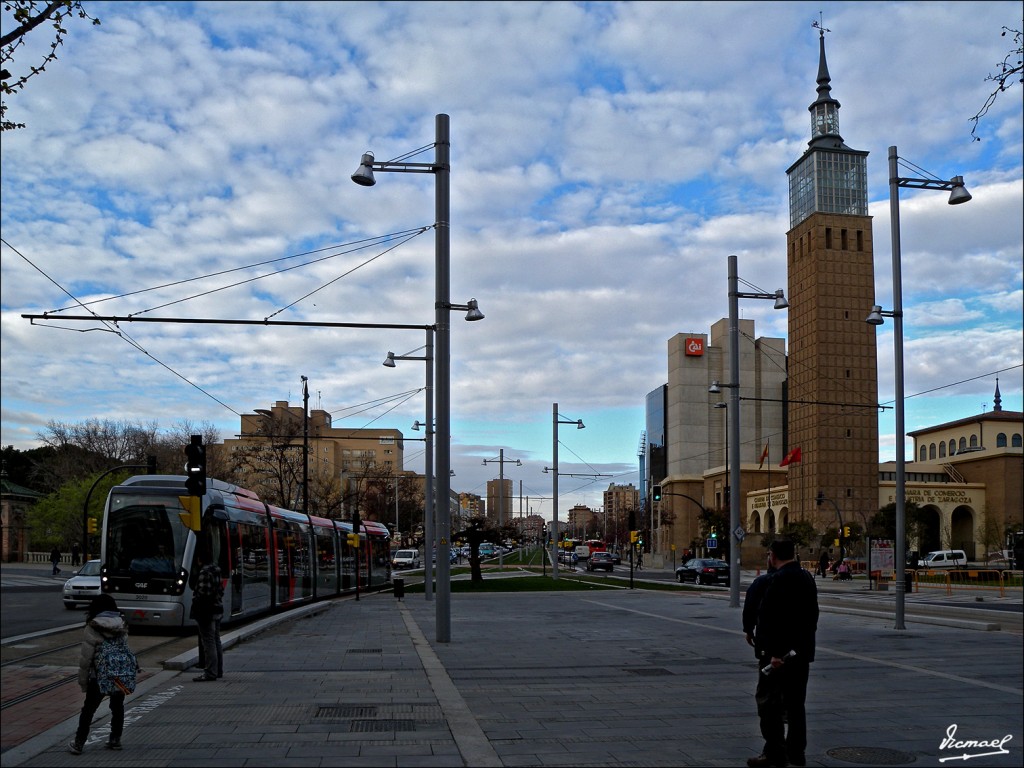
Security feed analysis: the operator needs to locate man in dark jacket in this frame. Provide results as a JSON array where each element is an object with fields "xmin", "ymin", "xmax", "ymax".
[
  {"xmin": 748, "ymin": 538, "xmax": 818, "ymax": 768},
  {"xmin": 191, "ymin": 541, "xmax": 224, "ymax": 682}
]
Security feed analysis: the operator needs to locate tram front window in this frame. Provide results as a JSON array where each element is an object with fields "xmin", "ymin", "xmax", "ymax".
[{"xmin": 106, "ymin": 493, "xmax": 188, "ymax": 579}]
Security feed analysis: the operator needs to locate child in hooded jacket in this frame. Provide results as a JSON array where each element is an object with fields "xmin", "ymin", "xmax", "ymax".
[{"xmin": 68, "ymin": 594, "xmax": 130, "ymax": 754}]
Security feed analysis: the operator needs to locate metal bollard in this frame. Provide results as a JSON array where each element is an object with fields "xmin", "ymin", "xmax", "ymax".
[{"xmin": 393, "ymin": 578, "xmax": 404, "ymax": 600}]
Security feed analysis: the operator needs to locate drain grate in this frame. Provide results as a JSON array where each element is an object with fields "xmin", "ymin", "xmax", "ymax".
[
  {"xmin": 349, "ymin": 719, "xmax": 416, "ymax": 732},
  {"xmin": 346, "ymin": 648, "xmax": 382, "ymax": 654},
  {"xmin": 827, "ymin": 746, "xmax": 917, "ymax": 765},
  {"xmin": 316, "ymin": 705, "xmax": 377, "ymax": 719},
  {"xmin": 624, "ymin": 667, "xmax": 673, "ymax": 676}
]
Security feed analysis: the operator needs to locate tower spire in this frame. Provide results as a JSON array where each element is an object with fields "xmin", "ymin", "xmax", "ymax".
[
  {"xmin": 808, "ymin": 19, "xmax": 843, "ymax": 146},
  {"xmin": 993, "ymin": 378, "xmax": 1003, "ymax": 411}
]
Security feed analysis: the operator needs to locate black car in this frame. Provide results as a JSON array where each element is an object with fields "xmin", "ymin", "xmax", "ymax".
[
  {"xmin": 675, "ymin": 558, "xmax": 730, "ymax": 585},
  {"xmin": 586, "ymin": 552, "xmax": 615, "ymax": 572}
]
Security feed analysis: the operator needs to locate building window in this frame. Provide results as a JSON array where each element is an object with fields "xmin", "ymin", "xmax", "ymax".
[
  {"xmin": 969, "ymin": 435, "xmax": 978, "ymax": 448},
  {"xmin": 919, "ymin": 445, "xmax": 927, "ymax": 462},
  {"xmin": 949, "ymin": 439, "xmax": 956, "ymax": 456},
  {"xmin": 939, "ymin": 442, "xmax": 946, "ymax": 458},
  {"xmin": 1012, "ymin": 434, "xmax": 1022, "ymax": 448},
  {"xmin": 958, "ymin": 437, "xmax": 967, "ymax": 452},
  {"xmin": 929, "ymin": 443, "xmax": 936, "ymax": 460}
]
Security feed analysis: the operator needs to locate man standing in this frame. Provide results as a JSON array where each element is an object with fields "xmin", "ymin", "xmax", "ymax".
[
  {"xmin": 748, "ymin": 538, "xmax": 819, "ymax": 768},
  {"xmin": 190, "ymin": 541, "xmax": 224, "ymax": 682}
]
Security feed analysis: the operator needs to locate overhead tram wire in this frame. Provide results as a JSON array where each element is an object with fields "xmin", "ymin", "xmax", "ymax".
[
  {"xmin": 4, "ymin": 238, "xmax": 241, "ymax": 416},
  {"xmin": 40, "ymin": 228, "xmax": 430, "ymax": 315}
]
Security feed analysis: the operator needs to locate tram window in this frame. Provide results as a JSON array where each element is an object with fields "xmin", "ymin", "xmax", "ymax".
[{"xmin": 106, "ymin": 495, "xmax": 186, "ymax": 577}]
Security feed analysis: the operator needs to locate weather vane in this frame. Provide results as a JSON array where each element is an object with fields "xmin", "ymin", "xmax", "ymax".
[{"xmin": 812, "ymin": 13, "xmax": 831, "ymax": 35}]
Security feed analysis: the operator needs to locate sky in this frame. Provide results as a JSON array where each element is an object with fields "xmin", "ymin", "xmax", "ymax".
[{"xmin": 2, "ymin": 1, "xmax": 1022, "ymax": 521}]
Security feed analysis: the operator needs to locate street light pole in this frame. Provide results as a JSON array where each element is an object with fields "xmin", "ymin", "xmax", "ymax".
[
  {"xmin": 483, "ymin": 448, "xmax": 522, "ymax": 569},
  {"xmin": 353, "ymin": 114, "xmax": 484, "ymax": 643},
  {"xmin": 723, "ymin": 254, "xmax": 788, "ymax": 608},
  {"xmin": 867, "ymin": 145, "xmax": 970, "ymax": 631},
  {"xmin": 550, "ymin": 403, "xmax": 585, "ymax": 581},
  {"xmin": 384, "ymin": 329, "xmax": 434, "ymax": 601}
]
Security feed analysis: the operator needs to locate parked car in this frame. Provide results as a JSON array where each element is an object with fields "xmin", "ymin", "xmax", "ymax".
[
  {"xmin": 391, "ymin": 549, "xmax": 422, "ymax": 570},
  {"xmin": 62, "ymin": 559, "xmax": 102, "ymax": 609},
  {"xmin": 675, "ymin": 558, "xmax": 730, "ymax": 585},
  {"xmin": 586, "ymin": 552, "xmax": 615, "ymax": 572}
]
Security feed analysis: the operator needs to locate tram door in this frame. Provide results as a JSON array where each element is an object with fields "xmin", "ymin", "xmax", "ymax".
[{"xmin": 227, "ymin": 522, "xmax": 244, "ymax": 616}]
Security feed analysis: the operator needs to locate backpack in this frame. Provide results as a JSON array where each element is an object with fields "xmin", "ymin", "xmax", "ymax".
[{"xmin": 95, "ymin": 635, "xmax": 137, "ymax": 696}]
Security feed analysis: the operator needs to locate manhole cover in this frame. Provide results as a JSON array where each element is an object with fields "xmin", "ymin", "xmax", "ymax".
[
  {"xmin": 316, "ymin": 706, "xmax": 377, "ymax": 719},
  {"xmin": 349, "ymin": 719, "xmax": 416, "ymax": 732},
  {"xmin": 828, "ymin": 746, "xmax": 916, "ymax": 765}
]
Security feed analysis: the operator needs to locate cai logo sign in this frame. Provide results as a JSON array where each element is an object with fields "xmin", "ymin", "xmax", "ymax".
[{"xmin": 685, "ymin": 338, "xmax": 704, "ymax": 356}]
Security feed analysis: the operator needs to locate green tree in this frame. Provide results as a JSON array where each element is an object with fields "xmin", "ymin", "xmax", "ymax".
[
  {"xmin": 26, "ymin": 470, "xmax": 128, "ymax": 553},
  {"xmin": 1, "ymin": 0, "xmax": 101, "ymax": 130}
]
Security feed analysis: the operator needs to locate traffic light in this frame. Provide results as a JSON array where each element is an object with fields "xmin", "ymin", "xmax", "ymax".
[
  {"xmin": 347, "ymin": 532, "xmax": 360, "ymax": 548},
  {"xmin": 843, "ymin": 526, "xmax": 851, "ymax": 538},
  {"xmin": 652, "ymin": 485, "xmax": 662, "ymax": 502},
  {"xmin": 184, "ymin": 435, "xmax": 206, "ymax": 496},
  {"xmin": 630, "ymin": 530, "xmax": 639, "ymax": 543},
  {"xmin": 87, "ymin": 517, "xmax": 98, "ymax": 535},
  {"xmin": 710, "ymin": 527, "xmax": 717, "ymax": 539}
]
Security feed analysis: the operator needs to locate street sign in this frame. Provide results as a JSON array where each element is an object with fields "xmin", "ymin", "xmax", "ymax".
[
  {"xmin": 734, "ymin": 526, "xmax": 746, "ymax": 542},
  {"xmin": 706, "ymin": 538, "xmax": 718, "ymax": 549}
]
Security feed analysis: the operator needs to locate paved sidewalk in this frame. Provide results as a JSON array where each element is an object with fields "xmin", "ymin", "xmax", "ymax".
[{"xmin": 2, "ymin": 578, "xmax": 1021, "ymax": 768}]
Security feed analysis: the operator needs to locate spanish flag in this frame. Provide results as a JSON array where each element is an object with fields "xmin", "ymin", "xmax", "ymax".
[
  {"xmin": 758, "ymin": 441, "xmax": 770, "ymax": 469},
  {"xmin": 779, "ymin": 447, "xmax": 802, "ymax": 467}
]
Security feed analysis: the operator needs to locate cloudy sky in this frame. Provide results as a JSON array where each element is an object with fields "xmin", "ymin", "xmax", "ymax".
[{"xmin": 2, "ymin": 1, "xmax": 1021, "ymax": 519}]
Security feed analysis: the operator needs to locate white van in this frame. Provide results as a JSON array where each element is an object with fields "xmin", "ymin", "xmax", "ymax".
[
  {"xmin": 916, "ymin": 549, "xmax": 968, "ymax": 569},
  {"xmin": 391, "ymin": 549, "xmax": 422, "ymax": 570}
]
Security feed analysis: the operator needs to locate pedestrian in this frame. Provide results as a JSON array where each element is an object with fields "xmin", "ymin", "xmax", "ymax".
[
  {"xmin": 747, "ymin": 538, "xmax": 819, "ymax": 768},
  {"xmin": 743, "ymin": 551, "xmax": 776, "ymax": 650},
  {"xmin": 68, "ymin": 594, "xmax": 131, "ymax": 754},
  {"xmin": 72, "ymin": 542, "xmax": 81, "ymax": 567},
  {"xmin": 190, "ymin": 539, "xmax": 224, "ymax": 682},
  {"xmin": 50, "ymin": 546, "xmax": 62, "ymax": 575},
  {"xmin": 817, "ymin": 551, "xmax": 829, "ymax": 579}
]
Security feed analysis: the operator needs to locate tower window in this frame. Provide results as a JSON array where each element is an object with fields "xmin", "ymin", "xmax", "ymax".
[
  {"xmin": 825, "ymin": 228, "xmax": 832, "ymax": 249},
  {"xmin": 857, "ymin": 230, "xmax": 864, "ymax": 251},
  {"xmin": 841, "ymin": 229, "xmax": 848, "ymax": 250}
]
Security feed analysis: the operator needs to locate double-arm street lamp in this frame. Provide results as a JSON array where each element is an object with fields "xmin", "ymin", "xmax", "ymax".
[
  {"xmin": 548, "ymin": 403, "xmax": 585, "ymax": 581},
  {"xmin": 483, "ymin": 449, "xmax": 522, "ymax": 569},
  {"xmin": 866, "ymin": 145, "xmax": 970, "ymax": 631},
  {"xmin": 383, "ymin": 329, "xmax": 434, "ymax": 601},
  {"xmin": 711, "ymin": 253, "xmax": 788, "ymax": 608},
  {"xmin": 353, "ymin": 114, "xmax": 485, "ymax": 643}
]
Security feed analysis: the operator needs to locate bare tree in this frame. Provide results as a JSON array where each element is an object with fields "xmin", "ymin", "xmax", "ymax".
[
  {"xmin": 1, "ymin": 0, "xmax": 101, "ymax": 130},
  {"xmin": 970, "ymin": 24, "xmax": 1023, "ymax": 140}
]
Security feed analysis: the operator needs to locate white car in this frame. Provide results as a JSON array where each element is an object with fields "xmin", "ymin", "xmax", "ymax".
[{"xmin": 62, "ymin": 559, "xmax": 102, "ymax": 609}]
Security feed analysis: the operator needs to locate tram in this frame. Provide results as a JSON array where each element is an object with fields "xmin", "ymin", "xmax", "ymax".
[{"xmin": 99, "ymin": 475, "xmax": 391, "ymax": 627}]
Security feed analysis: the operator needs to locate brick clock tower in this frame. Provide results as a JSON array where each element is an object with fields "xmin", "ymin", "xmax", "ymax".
[{"xmin": 785, "ymin": 28, "xmax": 879, "ymax": 533}]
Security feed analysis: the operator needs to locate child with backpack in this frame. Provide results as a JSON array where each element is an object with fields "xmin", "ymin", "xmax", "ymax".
[{"xmin": 68, "ymin": 594, "xmax": 137, "ymax": 755}]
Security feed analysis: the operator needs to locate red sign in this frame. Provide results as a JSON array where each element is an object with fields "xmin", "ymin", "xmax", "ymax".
[{"xmin": 685, "ymin": 337, "xmax": 704, "ymax": 356}]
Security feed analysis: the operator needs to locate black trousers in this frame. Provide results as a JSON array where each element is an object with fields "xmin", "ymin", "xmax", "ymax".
[
  {"xmin": 196, "ymin": 615, "xmax": 223, "ymax": 678},
  {"xmin": 755, "ymin": 658, "xmax": 809, "ymax": 762},
  {"xmin": 75, "ymin": 679, "xmax": 124, "ymax": 744}
]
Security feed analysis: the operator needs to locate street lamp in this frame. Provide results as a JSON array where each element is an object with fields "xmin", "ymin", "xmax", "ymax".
[
  {"xmin": 713, "ymin": 254, "xmax": 788, "ymax": 608},
  {"xmin": 483, "ymin": 449, "xmax": 522, "ymax": 569},
  {"xmin": 353, "ymin": 114, "xmax": 485, "ymax": 643},
  {"xmin": 383, "ymin": 329, "xmax": 433, "ymax": 601},
  {"xmin": 866, "ymin": 145, "xmax": 970, "ymax": 631},
  {"xmin": 549, "ymin": 403, "xmax": 584, "ymax": 580}
]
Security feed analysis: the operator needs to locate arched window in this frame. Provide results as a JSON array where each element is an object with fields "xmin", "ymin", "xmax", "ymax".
[
  {"xmin": 949, "ymin": 439, "xmax": 956, "ymax": 455},
  {"xmin": 996, "ymin": 433, "xmax": 1007, "ymax": 447},
  {"xmin": 969, "ymin": 434, "xmax": 978, "ymax": 448},
  {"xmin": 958, "ymin": 437, "xmax": 967, "ymax": 452},
  {"xmin": 1013, "ymin": 434, "xmax": 1023, "ymax": 448},
  {"xmin": 938, "ymin": 442, "xmax": 946, "ymax": 458},
  {"xmin": 919, "ymin": 445, "xmax": 927, "ymax": 462},
  {"xmin": 929, "ymin": 443, "xmax": 936, "ymax": 460}
]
